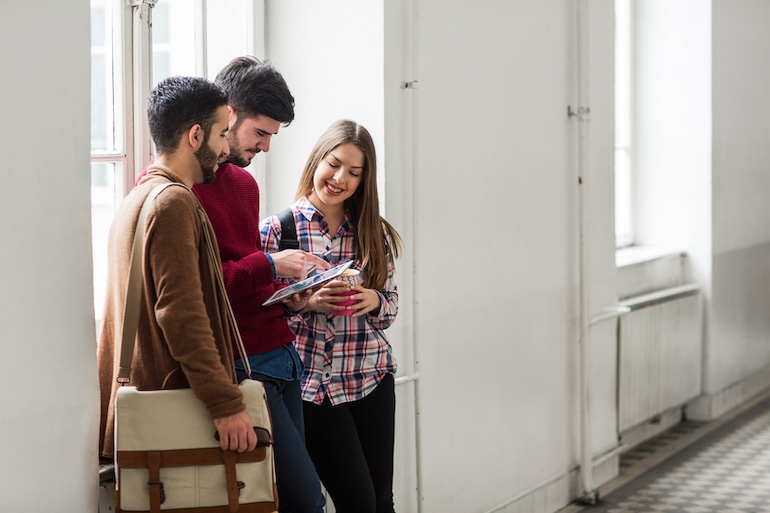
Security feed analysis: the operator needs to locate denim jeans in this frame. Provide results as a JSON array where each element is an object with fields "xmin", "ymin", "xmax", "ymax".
[{"xmin": 236, "ymin": 369, "xmax": 325, "ymax": 513}]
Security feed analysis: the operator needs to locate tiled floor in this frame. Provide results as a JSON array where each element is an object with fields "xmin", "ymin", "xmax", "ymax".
[{"xmin": 567, "ymin": 394, "xmax": 770, "ymax": 513}]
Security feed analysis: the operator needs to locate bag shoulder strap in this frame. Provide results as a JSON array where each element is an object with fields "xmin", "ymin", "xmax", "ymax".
[
  {"xmin": 117, "ymin": 182, "xmax": 252, "ymax": 384},
  {"xmin": 117, "ymin": 183, "xmax": 178, "ymax": 383},
  {"xmin": 277, "ymin": 207, "xmax": 299, "ymax": 250}
]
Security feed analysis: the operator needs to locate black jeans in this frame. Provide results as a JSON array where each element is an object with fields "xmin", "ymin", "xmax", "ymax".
[{"xmin": 303, "ymin": 374, "xmax": 396, "ymax": 513}]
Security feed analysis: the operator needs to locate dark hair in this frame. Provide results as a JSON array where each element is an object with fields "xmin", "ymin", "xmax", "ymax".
[
  {"xmin": 147, "ymin": 76, "xmax": 228, "ymax": 155},
  {"xmin": 214, "ymin": 56, "xmax": 295, "ymax": 125}
]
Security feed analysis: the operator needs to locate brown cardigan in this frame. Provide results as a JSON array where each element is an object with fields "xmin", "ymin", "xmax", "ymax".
[{"xmin": 98, "ymin": 166, "xmax": 244, "ymax": 457}]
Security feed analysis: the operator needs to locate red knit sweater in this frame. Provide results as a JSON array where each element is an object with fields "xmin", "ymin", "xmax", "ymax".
[{"xmin": 193, "ymin": 163, "xmax": 295, "ymax": 356}]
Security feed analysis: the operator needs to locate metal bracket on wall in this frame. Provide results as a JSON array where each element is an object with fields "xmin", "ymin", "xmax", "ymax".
[
  {"xmin": 568, "ymin": 105, "xmax": 591, "ymax": 120},
  {"xmin": 126, "ymin": 0, "xmax": 157, "ymax": 18},
  {"xmin": 401, "ymin": 81, "xmax": 419, "ymax": 89}
]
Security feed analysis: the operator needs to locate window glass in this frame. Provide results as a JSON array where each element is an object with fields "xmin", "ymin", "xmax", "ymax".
[
  {"xmin": 91, "ymin": 0, "xmax": 123, "ymax": 319},
  {"xmin": 206, "ymin": 0, "xmax": 251, "ymax": 78},
  {"xmin": 615, "ymin": 0, "xmax": 633, "ymax": 247},
  {"xmin": 91, "ymin": 162, "xmax": 120, "ymax": 314},
  {"xmin": 91, "ymin": 0, "xmax": 115, "ymax": 152},
  {"xmin": 615, "ymin": 148, "xmax": 631, "ymax": 245},
  {"xmin": 152, "ymin": 0, "xmax": 198, "ymax": 84}
]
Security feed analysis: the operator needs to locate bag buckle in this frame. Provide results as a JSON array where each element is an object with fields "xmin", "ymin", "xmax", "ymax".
[{"xmin": 147, "ymin": 479, "xmax": 166, "ymax": 504}]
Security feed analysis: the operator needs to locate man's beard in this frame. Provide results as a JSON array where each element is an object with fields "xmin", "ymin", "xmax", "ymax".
[
  {"xmin": 195, "ymin": 133, "xmax": 219, "ymax": 184},
  {"xmin": 225, "ymin": 126, "xmax": 259, "ymax": 168}
]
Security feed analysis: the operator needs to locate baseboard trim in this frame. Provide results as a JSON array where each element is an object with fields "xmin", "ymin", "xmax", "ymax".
[
  {"xmin": 485, "ymin": 453, "xmax": 619, "ymax": 513},
  {"xmin": 484, "ymin": 368, "xmax": 770, "ymax": 513},
  {"xmin": 618, "ymin": 406, "xmax": 684, "ymax": 450},
  {"xmin": 686, "ymin": 364, "xmax": 770, "ymax": 421}
]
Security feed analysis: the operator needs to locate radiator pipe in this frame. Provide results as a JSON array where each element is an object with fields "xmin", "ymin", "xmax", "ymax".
[
  {"xmin": 407, "ymin": 0, "xmax": 425, "ymax": 510},
  {"xmin": 575, "ymin": 0, "xmax": 599, "ymax": 504}
]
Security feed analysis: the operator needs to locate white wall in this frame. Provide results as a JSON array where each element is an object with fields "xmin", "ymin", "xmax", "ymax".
[
  {"xmin": 409, "ymin": 1, "xmax": 617, "ymax": 511},
  {"xmin": 265, "ymin": 1, "xmax": 618, "ymax": 512},
  {"xmin": 260, "ymin": 0, "xmax": 385, "ymax": 217},
  {"xmin": 194, "ymin": 1, "xmax": 770, "ymax": 509},
  {"xmin": 0, "ymin": 0, "xmax": 100, "ymax": 511},
  {"xmin": 710, "ymin": 0, "xmax": 770, "ymax": 394}
]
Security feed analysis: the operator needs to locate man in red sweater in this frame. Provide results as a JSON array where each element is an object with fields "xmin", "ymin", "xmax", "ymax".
[{"xmin": 194, "ymin": 57, "xmax": 328, "ymax": 513}]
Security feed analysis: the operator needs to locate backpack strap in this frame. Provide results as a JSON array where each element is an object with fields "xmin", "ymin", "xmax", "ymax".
[{"xmin": 277, "ymin": 207, "xmax": 299, "ymax": 250}]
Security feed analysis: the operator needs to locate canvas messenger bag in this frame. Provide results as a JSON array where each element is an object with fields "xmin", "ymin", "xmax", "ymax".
[{"xmin": 113, "ymin": 183, "xmax": 278, "ymax": 513}]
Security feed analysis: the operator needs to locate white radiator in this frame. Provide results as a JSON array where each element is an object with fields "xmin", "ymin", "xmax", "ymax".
[{"xmin": 617, "ymin": 284, "xmax": 703, "ymax": 433}]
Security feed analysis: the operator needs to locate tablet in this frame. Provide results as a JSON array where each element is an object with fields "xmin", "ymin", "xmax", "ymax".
[{"xmin": 262, "ymin": 260, "xmax": 354, "ymax": 306}]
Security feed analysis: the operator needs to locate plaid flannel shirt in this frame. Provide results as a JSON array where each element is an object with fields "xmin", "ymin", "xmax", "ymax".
[{"xmin": 260, "ymin": 197, "xmax": 398, "ymax": 405}]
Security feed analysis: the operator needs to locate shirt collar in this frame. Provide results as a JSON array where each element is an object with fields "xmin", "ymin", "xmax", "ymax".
[
  {"xmin": 296, "ymin": 196, "xmax": 354, "ymax": 234},
  {"xmin": 296, "ymin": 196, "xmax": 319, "ymax": 224}
]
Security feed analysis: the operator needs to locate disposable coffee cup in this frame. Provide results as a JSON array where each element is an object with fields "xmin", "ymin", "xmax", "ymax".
[{"xmin": 335, "ymin": 269, "xmax": 362, "ymax": 316}]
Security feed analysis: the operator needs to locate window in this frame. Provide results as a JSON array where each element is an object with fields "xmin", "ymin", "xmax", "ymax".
[
  {"xmin": 151, "ymin": 0, "xmax": 197, "ymax": 83},
  {"xmin": 152, "ymin": 0, "xmax": 259, "ymax": 84},
  {"xmin": 90, "ymin": 0, "xmax": 259, "ymax": 320},
  {"xmin": 615, "ymin": 0, "xmax": 633, "ymax": 248},
  {"xmin": 90, "ymin": 0, "xmax": 127, "ymax": 318}
]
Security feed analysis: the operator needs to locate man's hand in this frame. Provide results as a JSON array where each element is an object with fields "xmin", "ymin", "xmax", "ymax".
[
  {"xmin": 213, "ymin": 411, "xmax": 257, "ymax": 452},
  {"xmin": 271, "ymin": 250, "xmax": 330, "ymax": 281}
]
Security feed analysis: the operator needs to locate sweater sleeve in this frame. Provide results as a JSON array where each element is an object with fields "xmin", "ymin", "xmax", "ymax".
[
  {"xmin": 221, "ymin": 251, "xmax": 275, "ymax": 302},
  {"xmin": 147, "ymin": 190, "xmax": 244, "ymax": 419},
  {"xmin": 195, "ymin": 166, "xmax": 276, "ymax": 303}
]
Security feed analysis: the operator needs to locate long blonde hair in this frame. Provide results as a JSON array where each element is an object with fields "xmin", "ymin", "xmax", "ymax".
[{"xmin": 295, "ymin": 120, "xmax": 402, "ymax": 290}]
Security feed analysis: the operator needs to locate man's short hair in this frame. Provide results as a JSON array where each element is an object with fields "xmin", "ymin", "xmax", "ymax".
[
  {"xmin": 147, "ymin": 76, "xmax": 229, "ymax": 155},
  {"xmin": 214, "ymin": 56, "xmax": 295, "ymax": 126}
]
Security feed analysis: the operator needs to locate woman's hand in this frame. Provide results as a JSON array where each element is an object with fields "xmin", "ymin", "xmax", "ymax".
[
  {"xmin": 305, "ymin": 281, "xmax": 350, "ymax": 314},
  {"xmin": 348, "ymin": 285, "xmax": 381, "ymax": 317},
  {"xmin": 305, "ymin": 280, "xmax": 381, "ymax": 317},
  {"xmin": 282, "ymin": 289, "xmax": 314, "ymax": 312}
]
